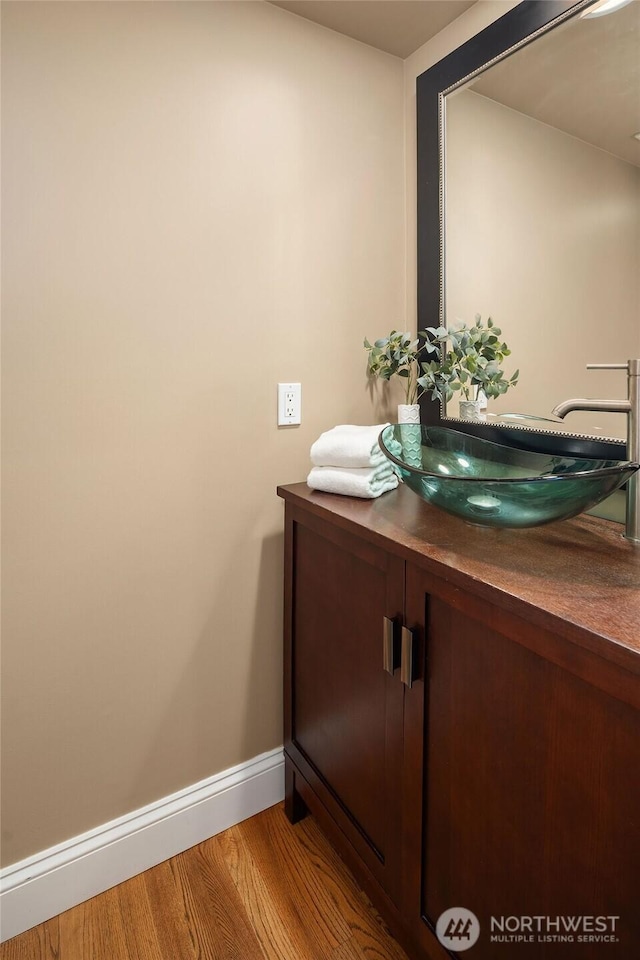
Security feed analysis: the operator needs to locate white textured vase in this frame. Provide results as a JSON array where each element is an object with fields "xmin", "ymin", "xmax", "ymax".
[
  {"xmin": 397, "ymin": 405, "xmax": 422, "ymax": 468},
  {"xmin": 397, "ymin": 404, "xmax": 420, "ymax": 424},
  {"xmin": 459, "ymin": 399, "xmax": 484, "ymax": 421}
]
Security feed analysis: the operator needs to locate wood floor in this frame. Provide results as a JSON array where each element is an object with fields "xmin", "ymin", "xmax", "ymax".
[{"xmin": 0, "ymin": 803, "xmax": 409, "ymax": 960}]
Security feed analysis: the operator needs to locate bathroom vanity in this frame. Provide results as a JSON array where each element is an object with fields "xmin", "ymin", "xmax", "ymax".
[{"xmin": 278, "ymin": 482, "xmax": 640, "ymax": 959}]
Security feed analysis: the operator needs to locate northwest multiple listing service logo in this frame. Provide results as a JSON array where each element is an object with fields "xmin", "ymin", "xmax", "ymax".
[
  {"xmin": 436, "ymin": 909, "xmax": 481, "ymax": 951},
  {"xmin": 435, "ymin": 909, "xmax": 620, "ymax": 951}
]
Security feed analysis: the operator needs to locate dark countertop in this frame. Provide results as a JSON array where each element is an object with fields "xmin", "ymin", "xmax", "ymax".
[{"xmin": 278, "ymin": 482, "xmax": 640, "ymax": 677}]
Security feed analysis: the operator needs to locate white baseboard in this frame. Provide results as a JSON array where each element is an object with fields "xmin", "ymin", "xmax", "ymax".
[{"xmin": 0, "ymin": 746, "xmax": 285, "ymax": 944}]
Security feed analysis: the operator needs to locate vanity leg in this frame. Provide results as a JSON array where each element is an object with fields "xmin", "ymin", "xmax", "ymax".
[{"xmin": 284, "ymin": 758, "xmax": 307, "ymax": 824}]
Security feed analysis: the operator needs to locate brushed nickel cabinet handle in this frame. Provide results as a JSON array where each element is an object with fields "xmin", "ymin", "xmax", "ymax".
[
  {"xmin": 401, "ymin": 626, "xmax": 416, "ymax": 688},
  {"xmin": 383, "ymin": 616, "xmax": 397, "ymax": 675}
]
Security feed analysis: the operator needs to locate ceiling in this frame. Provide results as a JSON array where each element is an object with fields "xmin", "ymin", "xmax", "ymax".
[{"xmin": 267, "ymin": 1, "xmax": 477, "ymax": 59}]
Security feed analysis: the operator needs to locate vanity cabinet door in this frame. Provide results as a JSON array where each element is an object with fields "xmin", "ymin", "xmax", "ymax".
[
  {"xmin": 403, "ymin": 561, "xmax": 640, "ymax": 960},
  {"xmin": 283, "ymin": 503, "xmax": 406, "ymax": 905}
]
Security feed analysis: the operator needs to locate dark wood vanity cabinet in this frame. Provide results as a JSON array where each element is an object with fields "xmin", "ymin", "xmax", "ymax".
[
  {"xmin": 403, "ymin": 563, "xmax": 640, "ymax": 960},
  {"xmin": 282, "ymin": 500, "xmax": 406, "ymax": 906},
  {"xmin": 278, "ymin": 483, "xmax": 640, "ymax": 960}
]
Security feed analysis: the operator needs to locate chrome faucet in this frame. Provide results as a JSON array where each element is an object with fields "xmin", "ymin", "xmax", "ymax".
[{"xmin": 551, "ymin": 359, "xmax": 640, "ymax": 544}]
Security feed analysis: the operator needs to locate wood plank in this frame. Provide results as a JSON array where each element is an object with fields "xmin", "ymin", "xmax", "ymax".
[
  {"xmin": 333, "ymin": 925, "xmax": 411, "ymax": 960},
  {"xmin": 291, "ymin": 813, "xmax": 409, "ymax": 960},
  {"xmin": 43, "ymin": 920, "xmax": 60, "ymax": 960},
  {"xmin": 217, "ymin": 825, "xmax": 317, "ymax": 960},
  {"xmin": 348, "ymin": 924, "xmax": 412, "ymax": 960},
  {"xmin": 58, "ymin": 887, "xmax": 130, "ymax": 959},
  {"xmin": 171, "ymin": 838, "xmax": 265, "ymax": 960},
  {"xmin": 116, "ymin": 872, "xmax": 163, "ymax": 960},
  {"xmin": 332, "ymin": 937, "xmax": 368, "ymax": 960},
  {"xmin": 142, "ymin": 858, "xmax": 198, "ymax": 960},
  {"xmin": 0, "ymin": 920, "xmax": 58, "ymax": 960},
  {"xmin": 229, "ymin": 805, "xmax": 351, "ymax": 953}
]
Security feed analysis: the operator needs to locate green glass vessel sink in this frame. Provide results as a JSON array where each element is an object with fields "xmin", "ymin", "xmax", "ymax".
[{"xmin": 379, "ymin": 424, "xmax": 639, "ymax": 529}]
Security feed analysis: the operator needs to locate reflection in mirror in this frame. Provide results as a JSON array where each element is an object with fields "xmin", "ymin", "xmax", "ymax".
[{"xmin": 443, "ymin": 0, "xmax": 639, "ymax": 441}]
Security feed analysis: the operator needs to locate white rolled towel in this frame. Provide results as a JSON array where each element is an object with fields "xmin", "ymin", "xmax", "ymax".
[
  {"xmin": 310, "ymin": 423, "xmax": 389, "ymax": 469},
  {"xmin": 307, "ymin": 464, "xmax": 398, "ymax": 499}
]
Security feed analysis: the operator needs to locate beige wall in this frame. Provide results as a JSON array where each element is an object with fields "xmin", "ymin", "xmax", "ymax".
[
  {"xmin": 1, "ymin": 0, "xmax": 404, "ymax": 865},
  {"xmin": 445, "ymin": 91, "xmax": 640, "ymax": 438}
]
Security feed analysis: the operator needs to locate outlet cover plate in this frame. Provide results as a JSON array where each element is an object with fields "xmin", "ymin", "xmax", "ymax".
[{"xmin": 277, "ymin": 383, "xmax": 301, "ymax": 425}]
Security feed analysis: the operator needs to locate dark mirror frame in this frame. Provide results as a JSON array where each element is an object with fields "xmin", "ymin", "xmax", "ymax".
[{"xmin": 416, "ymin": 0, "xmax": 627, "ymax": 460}]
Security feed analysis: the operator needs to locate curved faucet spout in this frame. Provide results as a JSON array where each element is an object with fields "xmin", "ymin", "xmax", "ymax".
[{"xmin": 552, "ymin": 398, "xmax": 632, "ymax": 419}]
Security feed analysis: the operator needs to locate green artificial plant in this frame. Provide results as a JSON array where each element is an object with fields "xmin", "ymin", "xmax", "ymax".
[
  {"xmin": 364, "ymin": 330, "xmax": 423, "ymax": 405},
  {"xmin": 417, "ymin": 315, "xmax": 519, "ymax": 404}
]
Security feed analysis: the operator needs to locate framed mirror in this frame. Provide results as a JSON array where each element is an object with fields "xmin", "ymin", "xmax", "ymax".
[{"xmin": 417, "ymin": 0, "xmax": 639, "ymax": 458}]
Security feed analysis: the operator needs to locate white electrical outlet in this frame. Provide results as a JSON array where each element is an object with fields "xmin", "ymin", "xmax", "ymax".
[{"xmin": 278, "ymin": 382, "xmax": 301, "ymax": 425}]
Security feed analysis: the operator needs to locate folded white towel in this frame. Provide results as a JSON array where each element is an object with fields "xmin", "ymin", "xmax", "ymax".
[
  {"xmin": 307, "ymin": 464, "xmax": 399, "ymax": 499},
  {"xmin": 310, "ymin": 423, "xmax": 390, "ymax": 468}
]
